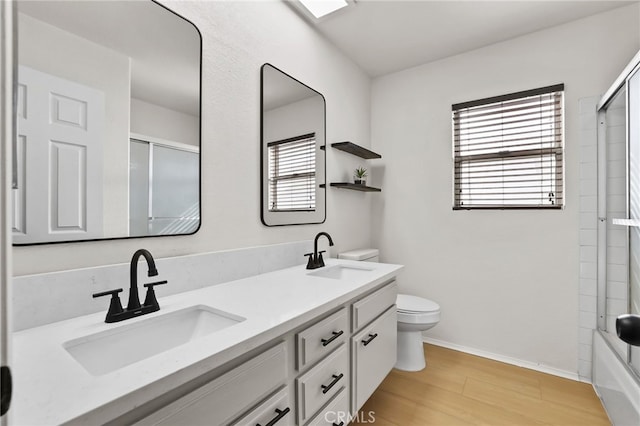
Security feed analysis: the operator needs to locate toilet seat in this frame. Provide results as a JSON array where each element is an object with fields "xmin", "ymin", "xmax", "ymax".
[
  {"xmin": 397, "ymin": 294, "xmax": 440, "ymax": 314},
  {"xmin": 396, "ymin": 294, "xmax": 440, "ymax": 325}
]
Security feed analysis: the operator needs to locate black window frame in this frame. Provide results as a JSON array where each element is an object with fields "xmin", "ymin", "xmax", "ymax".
[{"xmin": 452, "ymin": 84, "xmax": 565, "ymax": 210}]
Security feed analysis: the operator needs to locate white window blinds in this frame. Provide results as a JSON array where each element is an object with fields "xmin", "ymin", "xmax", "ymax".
[
  {"xmin": 452, "ymin": 84, "xmax": 564, "ymax": 209},
  {"xmin": 268, "ymin": 133, "xmax": 316, "ymax": 212}
]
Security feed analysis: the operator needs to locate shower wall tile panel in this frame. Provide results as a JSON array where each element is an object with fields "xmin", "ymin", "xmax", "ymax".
[{"xmin": 578, "ymin": 96, "xmax": 600, "ymax": 381}]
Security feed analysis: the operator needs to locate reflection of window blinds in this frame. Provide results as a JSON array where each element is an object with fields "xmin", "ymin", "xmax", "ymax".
[
  {"xmin": 452, "ymin": 84, "xmax": 564, "ymax": 209},
  {"xmin": 268, "ymin": 133, "xmax": 316, "ymax": 212}
]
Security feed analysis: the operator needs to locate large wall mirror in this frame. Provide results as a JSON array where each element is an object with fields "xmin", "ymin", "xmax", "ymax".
[
  {"xmin": 260, "ymin": 64, "xmax": 326, "ymax": 226},
  {"xmin": 13, "ymin": 0, "xmax": 201, "ymax": 245}
]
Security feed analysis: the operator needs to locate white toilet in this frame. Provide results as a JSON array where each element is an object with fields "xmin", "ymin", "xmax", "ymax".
[{"xmin": 338, "ymin": 248, "xmax": 441, "ymax": 372}]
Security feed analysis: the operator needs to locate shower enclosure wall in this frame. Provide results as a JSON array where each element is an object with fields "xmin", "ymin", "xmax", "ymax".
[{"xmin": 592, "ymin": 50, "xmax": 640, "ymax": 425}]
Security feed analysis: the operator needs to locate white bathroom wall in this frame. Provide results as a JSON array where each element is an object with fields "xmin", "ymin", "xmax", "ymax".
[
  {"xmin": 13, "ymin": 0, "xmax": 372, "ymax": 276},
  {"xmin": 370, "ymin": 5, "xmax": 640, "ymax": 376}
]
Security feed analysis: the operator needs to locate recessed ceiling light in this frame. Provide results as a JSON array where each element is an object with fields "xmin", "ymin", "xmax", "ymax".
[{"xmin": 298, "ymin": 0, "xmax": 348, "ymax": 19}]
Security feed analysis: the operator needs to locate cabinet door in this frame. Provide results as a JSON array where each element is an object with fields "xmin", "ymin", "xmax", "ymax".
[
  {"xmin": 307, "ymin": 387, "xmax": 350, "ymax": 426},
  {"xmin": 135, "ymin": 342, "xmax": 287, "ymax": 426},
  {"xmin": 351, "ymin": 281, "xmax": 397, "ymax": 332},
  {"xmin": 231, "ymin": 387, "xmax": 292, "ymax": 426},
  {"xmin": 351, "ymin": 306, "xmax": 397, "ymax": 411}
]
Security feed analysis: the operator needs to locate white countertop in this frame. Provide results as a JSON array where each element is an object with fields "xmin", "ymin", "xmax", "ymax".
[{"xmin": 11, "ymin": 259, "xmax": 403, "ymax": 425}]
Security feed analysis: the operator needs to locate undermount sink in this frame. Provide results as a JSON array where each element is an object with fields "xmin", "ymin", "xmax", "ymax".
[
  {"xmin": 308, "ymin": 264, "xmax": 375, "ymax": 280},
  {"xmin": 63, "ymin": 305, "xmax": 245, "ymax": 376}
]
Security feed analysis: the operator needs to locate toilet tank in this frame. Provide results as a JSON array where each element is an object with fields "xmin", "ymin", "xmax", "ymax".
[{"xmin": 338, "ymin": 248, "xmax": 379, "ymax": 262}]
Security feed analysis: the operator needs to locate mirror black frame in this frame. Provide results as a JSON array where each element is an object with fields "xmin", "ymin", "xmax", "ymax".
[
  {"xmin": 260, "ymin": 63, "xmax": 326, "ymax": 227},
  {"xmin": 12, "ymin": 0, "xmax": 203, "ymax": 246}
]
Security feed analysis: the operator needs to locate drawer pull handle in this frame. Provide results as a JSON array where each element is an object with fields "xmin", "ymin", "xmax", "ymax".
[
  {"xmin": 257, "ymin": 407, "xmax": 290, "ymax": 426},
  {"xmin": 362, "ymin": 333, "xmax": 378, "ymax": 346},
  {"xmin": 321, "ymin": 373, "xmax": 344, "ymax": 394},
  {"xmin": 321, "ymin": 330, "xmax": 344, "ymax": 346}
]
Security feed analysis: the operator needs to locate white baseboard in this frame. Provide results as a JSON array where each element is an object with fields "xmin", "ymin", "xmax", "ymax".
[{"xmin": 423, "ymin": 337, "xmax": 589, "ymax": 383}]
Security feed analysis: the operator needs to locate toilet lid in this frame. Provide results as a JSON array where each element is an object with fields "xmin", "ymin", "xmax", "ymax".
[{"xmin": 397, "ymin": 294, "xmax": 440, "ymax": 313}]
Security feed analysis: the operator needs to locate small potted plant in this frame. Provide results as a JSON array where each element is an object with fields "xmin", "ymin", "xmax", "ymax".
[{"xmin": 354, "ymin": 166, "xmax": 368, "ymax": 185}]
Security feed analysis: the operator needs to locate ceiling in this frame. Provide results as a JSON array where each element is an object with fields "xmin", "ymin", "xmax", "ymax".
[{"xmin": 296, "ymin": 0, "xmax": 637, "ymax": 77}]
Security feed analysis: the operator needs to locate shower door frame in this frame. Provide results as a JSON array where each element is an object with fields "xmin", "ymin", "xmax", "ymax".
[{"xmin": 596, "ymin": 49, "xmax": 640, "ymax": 380}]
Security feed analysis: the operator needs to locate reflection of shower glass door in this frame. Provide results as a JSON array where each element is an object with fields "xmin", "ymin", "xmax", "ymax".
[
  {"xmin": 129, "ymin": 139, "xmax": 199, "ymax": 236},
  {"xmin": 629, "ymin": 67, "xmax": 640, "ymax": 375}
]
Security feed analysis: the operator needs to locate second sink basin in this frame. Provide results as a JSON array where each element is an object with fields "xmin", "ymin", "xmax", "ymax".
[
  {"xmin": 63, "ymin": 305, "xmax": 245, "ymax": 376},
  {"xmin": 309, "ymin": 264, "xmax": 374, "ymax": 280}
]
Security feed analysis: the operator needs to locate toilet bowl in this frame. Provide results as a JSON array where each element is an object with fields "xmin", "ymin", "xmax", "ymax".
[
  {"xmin": 338, "ymin": 249, "xmax": 441, "ymax": 372},
  {"xmin": 396, "ymin": 294, "xmax": 440, "ymax": 371}
]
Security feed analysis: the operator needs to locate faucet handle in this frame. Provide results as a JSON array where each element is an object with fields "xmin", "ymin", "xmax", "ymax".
[
  {"xmin": 317, "ymin": 250, "xmax": 326, "ymax": 268},
  {"xmin": 143, "ymin": 280, "xmax": 168, "ymax": 289},
  {"xmin": 92, "ymin": 288, "xmax": 123, "ymax": 299},
  {"xmin": 304, "ymin": 253, "xmax": 316, "ymax": 270},
  {"xmin": 143, "ymin": 280, "xmax": 167, "ymax": 310},
  {"xmin": 92, "ymin": 288, "xmax": 124, "ymax": 323}
]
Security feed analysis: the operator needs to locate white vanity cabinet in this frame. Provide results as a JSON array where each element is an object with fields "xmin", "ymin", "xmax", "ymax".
[
  {"xmin": 12, "ymin": 258, "xmax": 404, "ymax": 426},
  {"xmin": 130, "ymin": 280, "xmax": 398, "ymax": 426}
]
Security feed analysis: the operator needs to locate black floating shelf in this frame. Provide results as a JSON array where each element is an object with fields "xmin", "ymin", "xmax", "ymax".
[
  {"xmin": 331, "ymin": 142, "xmax": 381, "ymax": 159},
  {"xmin": 330, "ymin": 183, "xmax": 381, "ymax": 192}
]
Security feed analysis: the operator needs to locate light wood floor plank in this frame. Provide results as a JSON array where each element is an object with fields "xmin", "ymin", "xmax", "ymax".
[
  {"xmin": 463, "ymin": 377, "xmax": 609, "ymax": 426},
  {"xmin": 354, "ymin": 388, "xmax": 417, "ymax": 425},
  {"xmin": 352, "ymin": 344, "xmax": 610, "ymax": 426}
]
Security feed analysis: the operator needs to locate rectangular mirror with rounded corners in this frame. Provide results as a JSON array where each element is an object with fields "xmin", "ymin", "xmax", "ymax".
[
  {"xmin": 260, "ymin": 63, "xmax": 326, "ymax": 226},
  {"xmin": 13, "ymin": 0, "xmax": 201, "ymax": 245}
]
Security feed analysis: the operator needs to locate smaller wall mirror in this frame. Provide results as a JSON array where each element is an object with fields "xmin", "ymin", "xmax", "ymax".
[{"xmin": 260, "ymin": 64, "xmax": 326, "ymax": 226}]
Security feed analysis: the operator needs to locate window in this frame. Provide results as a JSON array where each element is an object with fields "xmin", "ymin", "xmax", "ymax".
[
  {"xmin": 452, "ymin": 84, "xmax": 564, "ymax": 209},
  {"xmin": 268, "ymin": 133, "xmax": 316, "ymax": 212}
]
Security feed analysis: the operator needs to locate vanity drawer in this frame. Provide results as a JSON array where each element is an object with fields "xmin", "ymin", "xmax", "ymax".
[
  {"xmin": 307, "ymin": 387, "xmax": 350, "ymax": 426},
  {"xmin": 296, "ymin": 344, "xmax": 349, "ymax": 425},
  {"xmin": 351, "ymin": 306, "xmax": 397, "ymax": 411},
  {"xmin": 351, "ymin": 281, "xmax": 397, "ymax": 332},
  {"xmin": 231, "ymin": 387, "xmax": 292, "ymax": 426},
  {"xmin": 297, "ymin": 307, "xmax": 348, "ymax": 370},
  {"xmin": 135, "ymin": 342, "xmax": 287, "ymax": 426}
]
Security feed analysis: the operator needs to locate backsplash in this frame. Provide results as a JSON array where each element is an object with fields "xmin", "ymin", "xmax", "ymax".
[{"xmin": 13, "ymin": 240, "xmax": 312, "ymax": 331}]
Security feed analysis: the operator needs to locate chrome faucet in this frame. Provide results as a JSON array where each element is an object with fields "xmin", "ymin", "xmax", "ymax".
[
  {"xmin": 92, "ymin": 249, "xmax": 168, "ymax": 323},
  {"xmin": 305, "ymin": 232, "xmax": 334, "ymax": 270}
]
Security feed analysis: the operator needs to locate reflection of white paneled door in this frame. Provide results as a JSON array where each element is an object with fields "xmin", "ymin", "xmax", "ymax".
[{"xmin": 13, "ymin": 66, "xmax": 104, "ymax": 244}]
